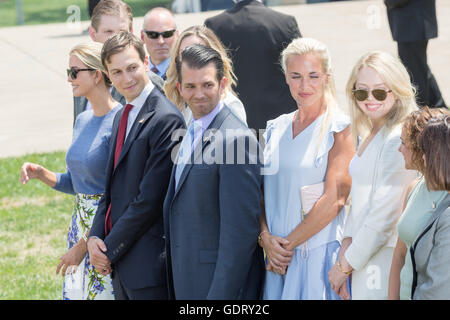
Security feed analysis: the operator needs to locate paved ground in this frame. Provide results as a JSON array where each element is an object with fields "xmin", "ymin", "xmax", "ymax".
[{"xmin": 0, "ymin": 0, "xmax": 449, "ymax": 158}]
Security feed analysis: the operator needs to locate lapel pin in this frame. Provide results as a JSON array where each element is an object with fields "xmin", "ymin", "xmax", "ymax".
[{"xmin": 139, "ymin": 118, "xmax": 145, "ymax": 124}]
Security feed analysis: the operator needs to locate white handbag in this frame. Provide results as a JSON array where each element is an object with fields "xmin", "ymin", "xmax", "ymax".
[{"xmin": 299, "ymin": 182, "xmax": 325, "ymax": 259}]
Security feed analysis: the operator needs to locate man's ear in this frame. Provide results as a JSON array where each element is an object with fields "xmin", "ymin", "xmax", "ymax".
[
  {"xmin": 89, "ymin": 25, "xmax": 97, "ymax": 42},
  {"xmin": 219, "ymin": 77, "xmax": 227, "ymax": 95},
  {"xmin": 176, "ymin": 81, "xmax": 182, "ymax": 94},
  {"xmin": 140, "ymin": 30, "xmax": 145, "ymax": 42},
  {"xmin": 144, "ymin": 55, "xmax": 149, "ymax": 72}
]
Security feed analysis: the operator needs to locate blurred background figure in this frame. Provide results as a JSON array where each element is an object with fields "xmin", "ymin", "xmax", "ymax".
[
  {"xmin": 141, "ymin": 7, "xmax": 179, "ymax": 80},
  {"xmin": 164, "ymin": 25, "xmax": 246, "ymax": 125},
  {"xmin": 385, "ymin": 0, "xmax": 447, "ymax": 109},
  {"xmin": 205, "ymin": 0, "xmax": 301, "ymax": 134}
]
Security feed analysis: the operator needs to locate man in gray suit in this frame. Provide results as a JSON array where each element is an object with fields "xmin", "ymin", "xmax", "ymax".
[
  {"xmin": 163, "ymin": 44, "xmax": 265, "ymax": 299},
  {"xmin": 74, "ymin": 0, "xmax": 164, "ymax": 125}
]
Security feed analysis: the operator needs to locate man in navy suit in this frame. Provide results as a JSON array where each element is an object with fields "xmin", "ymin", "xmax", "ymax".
[
  {"xmin": 163, "ymin": 44, "xmax": 265, "ymax": 299},
  {"xmin": 87, "ymin": 31, "xmax": 185, "ymax": 300},
  {"xmin": 141, "ymin": 7, "xmax": 178, "ymax": 81}
]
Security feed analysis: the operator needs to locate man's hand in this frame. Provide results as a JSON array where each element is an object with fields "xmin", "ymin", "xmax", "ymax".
[{"xmin": 87, "ymin": 237, "xmax": 112, "ymax": 276}]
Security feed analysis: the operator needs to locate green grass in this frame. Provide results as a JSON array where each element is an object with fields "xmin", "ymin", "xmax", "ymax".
[
  {"xmin": 0, "ymin": 0, "xmax": 171, "ymax": 28},
  {"xmin": 0, "ymin": 151, "xmax": 74, "ymax": 299}
]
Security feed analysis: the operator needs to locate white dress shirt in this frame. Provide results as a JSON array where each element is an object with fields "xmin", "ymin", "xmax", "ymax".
[{"xmin": 124, "ymin": 81, "xmax": 155, "ymax": 140}]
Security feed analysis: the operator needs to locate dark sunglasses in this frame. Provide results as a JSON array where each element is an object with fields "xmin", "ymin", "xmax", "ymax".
[
  {"xmin": 352, "ymin": 88, "xmax": 392, "ymax": 102},
  {"xmin": 67, "ymin": 67, "xmax": 95, "ymax": 80},
  {"xmin": 144, "ymin": 29, "xmax": 176, "ymax": 39}
]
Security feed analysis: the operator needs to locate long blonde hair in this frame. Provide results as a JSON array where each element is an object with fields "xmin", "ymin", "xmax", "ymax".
[
  {"xmin": 346, "ymin": 51, "xmax": 418, "ymax": 145},
  {"xmin": 164, "ymin": 25, "xmax": 237, "ymax": 110},
  {"xmin": 281, "ymin": 37, "xmax": 339, "ymax": 151}
]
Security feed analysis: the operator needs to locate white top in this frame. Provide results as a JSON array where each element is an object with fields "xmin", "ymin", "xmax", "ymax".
[
  {"xmin": 343, "ymin": 124, "xmax": 417, "ymax": 271},
  {"xmin": 125, "ymin": 81, "xmax": 155, "ymax": 139}
]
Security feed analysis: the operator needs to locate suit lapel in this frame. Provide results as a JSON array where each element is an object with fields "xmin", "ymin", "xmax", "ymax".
[
  {"xmin": 410, "ymin": 193, "xmax": 450, "ymax": 298},
  {"xmin": 412, "ymin": 194, "xmax": 450, "ymax": 252},
  {"xmin": 113, "ymin": 91, "xmax": 156, "ymax": 171},
  {"xmin": 173, "ymin": 106, "xmax": 231, "ymax": 198}
]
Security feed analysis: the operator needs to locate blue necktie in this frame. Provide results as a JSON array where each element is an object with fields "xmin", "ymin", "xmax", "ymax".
[{"xmin": 175, "ymin": 123, "xmax": 195, "ymax": 188}]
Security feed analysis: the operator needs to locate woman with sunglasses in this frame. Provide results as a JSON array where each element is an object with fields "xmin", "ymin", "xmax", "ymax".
[
  {"xmin": 328, "ymin": 51, "xmax": 417, "ymax": 299},
  {"xmin": 388, "ymin": 107, "xmax": 449, "ymax": 300},
  {"xmin": 20, "ymin": 42, "xmax": 119, "ymax": 300},
  {"xmin": 164, "ymin": 25, "xmax": 247, "ymax": 125}
]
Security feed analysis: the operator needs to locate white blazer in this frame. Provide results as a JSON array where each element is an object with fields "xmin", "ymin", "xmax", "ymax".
[{"xmin": 343, "ymin": 124, "xmax": 417, "ymax": 299}]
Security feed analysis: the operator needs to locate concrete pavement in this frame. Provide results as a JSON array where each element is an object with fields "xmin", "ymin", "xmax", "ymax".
[{"xmin": 0, "ymin": 0, "xmax": 449, "ymax": 158}]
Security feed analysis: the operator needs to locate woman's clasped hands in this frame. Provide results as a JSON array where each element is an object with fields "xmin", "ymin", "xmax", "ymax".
[{"xmin": 260, "ymin": 231, "xmax": 294, "ymax": 275}]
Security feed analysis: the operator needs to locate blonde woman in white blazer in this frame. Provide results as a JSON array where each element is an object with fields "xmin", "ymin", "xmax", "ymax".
[{"xmin": 328, "ymin": 51, "xmax": 418, "ymax": 300}]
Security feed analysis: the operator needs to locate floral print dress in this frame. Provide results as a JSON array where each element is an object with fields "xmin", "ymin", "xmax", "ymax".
[{"xmin": 63, "ymin": 194, "xmax": 114, "ymax": 300}]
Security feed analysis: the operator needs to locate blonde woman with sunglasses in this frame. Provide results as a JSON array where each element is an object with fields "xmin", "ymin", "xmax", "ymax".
[
  {"xmin": 328, "ymin": 51, "xmax": 418, "ymax": 300},
  {"xmin": 19, "ymin": 42, "xmax": 120, "ymax": 300}
]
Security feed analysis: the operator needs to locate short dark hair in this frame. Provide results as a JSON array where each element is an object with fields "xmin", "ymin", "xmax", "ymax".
[
  {"xmin": 91, "ymin": 0, "xmax": 133, "ymax": 32},
  {"xmin": 175, "ymin": 44, "xmax": 224, "ymax": 83},
  {"xmin": 419, "ymin": 113, "xmax": 450, "ymax": 191},
  {"xmin": 101, "ymin": 31, "xmax": 146, "ymax": 71}
]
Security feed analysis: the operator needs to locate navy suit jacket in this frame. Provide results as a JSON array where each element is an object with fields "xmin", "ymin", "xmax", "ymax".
[
  {"xmin": 205, "ymin": 0, "xmax": 301, "ymax": 132},
  {"xmin": 163, "ymin": 105, "xmax": 265, "ymax": 299},
  {"xmin": 90, "ymin": 86, "xmax": 185, "ymax": 290}
]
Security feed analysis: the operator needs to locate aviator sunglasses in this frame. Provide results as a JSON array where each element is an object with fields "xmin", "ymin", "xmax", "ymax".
[
  {"xmin": 67, "ymin": 67, "xmax": 95, "ymax": 80},
  {"xmin": 144, "ymin": 29, "xmax": 176, "ymax": 39},
  {"xmin": 352, "ymin": 88, "xmax": 392, "ymax": 102}
]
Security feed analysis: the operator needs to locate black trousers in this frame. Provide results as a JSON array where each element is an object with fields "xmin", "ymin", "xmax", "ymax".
[
  {"xmin": 112, "ymin": 270, "xmax": 169, "ymax": 300},
  {"xmin": 397, "ymin": 41, "xmax": 446, "ymax": 108}
]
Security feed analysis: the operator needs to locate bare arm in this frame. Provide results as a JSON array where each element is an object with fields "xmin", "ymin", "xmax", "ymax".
[
  {"xmin": 388, "ymin": 179, "xmax": 418, "ymax": 299},
  {"xmin": 259, "ymin": 194, "xmax": 294, "ymax": 275},
  {"xmin": 388, "ymin": 237, "xmax": 407, "ymax": 299},
  {"xmin": 284, "ymin": 126, "xmax": 354, "ymax": 250},
  {"xmin": 20, "ymin": 162, "xmax": 57, "ymax": 187}
]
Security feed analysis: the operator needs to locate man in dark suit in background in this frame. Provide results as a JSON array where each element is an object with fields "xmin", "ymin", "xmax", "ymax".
[
  {"xmin": 205, "ymin": 0, "xmax": 301, "ymax": 134},
  {"xmin": 87, "ymin": 31, "xmax": 185, "ymax": 300},
  {"xmin": 163, "ymin": 44, "xmax": 264, "ymax": 299},
  {"xmin": 385, "ymin": 0, "xmax": 446, "ymax": 108},
  {"xmin": 74, "ymin": 0, "xmax": 165, "ymax": 125},
  {"xmin": 141, "ymin": 7, "xmax": 178, "ymax": 81}
]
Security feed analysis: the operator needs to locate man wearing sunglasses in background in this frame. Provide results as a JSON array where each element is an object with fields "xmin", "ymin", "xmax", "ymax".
[
  {"xmin": 73, "ymin": 0, "xmax": 165, "ymax": 126},
  {"xmin": 141, "ymin": 8, "xmax": 179, "ymax": 81}
]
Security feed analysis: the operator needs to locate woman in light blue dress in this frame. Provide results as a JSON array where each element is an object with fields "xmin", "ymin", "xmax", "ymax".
[
  {"xmin": 388, "ymin": 107, "xmax": 449, "ymax": 299},
  {"xmin": 20, "ymin": 42, "xmax": 119, "ymax": 300},
  {"xmin": 259, "ymin": 38, "xmax": 354, "ymax": 300}
]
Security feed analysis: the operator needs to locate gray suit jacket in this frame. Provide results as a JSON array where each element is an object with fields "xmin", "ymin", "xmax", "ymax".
[
  {"xmin": 73, "ymin": 72, "xmax": 165, "ymax": 126},
  {"xmin": 163, "ymin": 105, "xmax": 265, "ymax": 299},
  {"xmin": 411, "ymin": 194, "xmax": 450, "ymax": 299}
]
